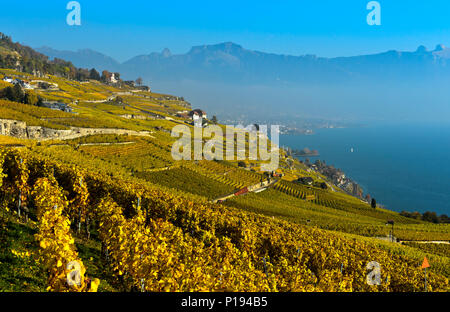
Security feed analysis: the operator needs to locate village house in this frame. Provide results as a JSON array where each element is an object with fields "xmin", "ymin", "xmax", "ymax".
[
  {"xmin": 2, "ymin": 76, "xmax": 13, "ymax": 83},
  {"xmin": 41, "ymin": 102, "xmax": 73, "ymax": 113},
  {"xmin": 102, "ymin": 71, "xmax": 120, "ymax": 85},
  {"xmin": 6, "ymin": 78, "xmax": 33, "ymax": 89},
  {"xmin": 22, "ymin": 81, "xmax": 32, "ymax": 89},
  {"xmin": 124, "ymin": 80, "xmax": 136, "ymax": 87},
  {"xmin": 35, "ymin": 81, "xmax": 59, "ymax": 90},
  {"xmin": 188, "ymin": 109, "xmax": 207, "ymax": 121},
  {"xmin": 176, "ymin": 110, "xmax": 190, "ymax": 119},
  {"xmin": 136, "ymin": 85, "xmax": 151, "ymax": 92},
  {"xmin": 109, "ymin": 73, "xmax": 119, "ymax": 84}
]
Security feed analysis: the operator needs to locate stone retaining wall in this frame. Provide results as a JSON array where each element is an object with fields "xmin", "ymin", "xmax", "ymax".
[{"xmin": 0, "ymin": 118, "xmax": 152, "ymax": 141}]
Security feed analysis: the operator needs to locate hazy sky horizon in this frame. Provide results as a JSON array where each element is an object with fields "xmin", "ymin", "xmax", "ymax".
[{"xmin": 1, "ymin": 1, "xmax": 450, "ymax": 62}]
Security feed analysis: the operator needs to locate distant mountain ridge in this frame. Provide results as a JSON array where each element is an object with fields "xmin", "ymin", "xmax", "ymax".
[
  {"xmin": 36, "ymin": 42, "xmax": 450, "ymax": 85},
  {"xmin": 36, "ymin": 46, "xmax": 121, "ymax": 73}
]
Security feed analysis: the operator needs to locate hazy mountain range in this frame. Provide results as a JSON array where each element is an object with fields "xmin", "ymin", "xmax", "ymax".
[
  {"xmin": 36, "ymin": 43, "xmax": 450, "ymax": 85},
  {"xmin": 36, "ymin": 43, "xmax": 450, "ymax": 123},
  {"xmin": 36, "ymin": 46, "xmax": 121, "ymax": 73}
]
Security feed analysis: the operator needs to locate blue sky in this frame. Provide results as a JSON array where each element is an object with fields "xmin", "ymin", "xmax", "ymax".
[{"xmin": 1, "ymin": 0, "xmax": 450, "ymax": 62}]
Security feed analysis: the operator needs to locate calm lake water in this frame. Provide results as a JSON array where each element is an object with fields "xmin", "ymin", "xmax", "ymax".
[{"xmin": 280, "ymin": 124, "xmax": 450, "ymax": 215}]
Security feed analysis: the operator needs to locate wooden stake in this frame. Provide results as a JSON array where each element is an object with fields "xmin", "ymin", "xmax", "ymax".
[
  {"xmin": 424, "ymin": 267, "xmax": 427, "ymax": 292},
  {"xmin": 263, "ymin": 257, "xmax": 268, "ymax": 279},
  {"xmin": 17, "ymin": 190, "xmax": 21, "ymax": 217}
]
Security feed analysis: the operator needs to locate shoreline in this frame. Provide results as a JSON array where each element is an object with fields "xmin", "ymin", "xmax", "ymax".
[{"xmin": 280, "ymin": 126, "xmax": 450, "ymax": 216}]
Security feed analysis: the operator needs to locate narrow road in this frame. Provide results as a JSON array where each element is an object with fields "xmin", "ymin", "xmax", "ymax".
[
  {"xmin": 400, "ymin": 240, "xmax": 450, "ymax": 245},
  {"xmin": 212, "ymin": 179, "xmax": 278, "ymax": 203}
]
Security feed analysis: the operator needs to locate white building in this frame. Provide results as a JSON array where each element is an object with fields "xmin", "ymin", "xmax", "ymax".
[
  {"xmin": 11, "ymin": 79, "xmax": 32, "ymax": 89},
  {"xmin": 188, "ymin": 109, "xmax": 207, "ymax": 121},
  {"xmin": 110, "ymin": 73, "xmax": 118, "ymax": 84}
]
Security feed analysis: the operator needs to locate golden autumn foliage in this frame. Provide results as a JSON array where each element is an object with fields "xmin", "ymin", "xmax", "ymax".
[
  {"xmin": 0, "ymin": 148, "xmax": 448, "ymax": 292},
  {"xmin": 32, "ymin": 177, "xmax": 99, "ymax": 292}
]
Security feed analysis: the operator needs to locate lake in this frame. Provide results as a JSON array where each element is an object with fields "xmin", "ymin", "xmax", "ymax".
[{"xmin": 280, "ymin": 124, "xmax": 450, "ymax": 215}]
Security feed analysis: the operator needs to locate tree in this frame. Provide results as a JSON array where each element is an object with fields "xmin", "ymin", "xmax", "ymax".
[
  {"xmin": 0, "ymin": 84, "xmax": 25, "ymax": 103},
  {"xmin": 114, "ymin": 96, "xmax": 124, "ymax": 104},
  {"xmin": 371, "ymin": 198, "xmax": 377, "ymax": 209},
  {"xmin": 63, "ymin": 66, "xmax": 71, "ymax": 78},
  {"xmin": 36, "ymin": 96, "xmax": 44, "ymax": 107},
  {"xmin": 101, "ymin": 70, "xmax": 111, "ymax": 82},
  {"xmin": 76, "ymin": 68, "xmax": 90, "ymax": 81},
  {"xmin": 136, "ymin": 77, "xmax": 143, "ymax": 86},
  {"xmin": 422, "ymin": 211, "xmax": 439, "ymax": 224},
  {"xmin": 89, "ymin": 68, "xmax": 101, "ymax": 80},
  {"xmin": 400, "ymin": 211, "xmax": 411, "ymax": 218},
  {"xmin": 1, "ymin": 85, "xmax": 44, "ymax": 106},
  {"xmin": 0, "ymin": 86, "xmax": 15, "ymax": 101},
  {"xmin": 12, "ymin": 84, "xmax": 25, "ymax": 102},
  {"xmin": 24, "ymin": 91, "xmax": 39, "ymax": 105},
  {"xmin": 439, "ymin": 214, "xmax": 450, "ymax": 223}
]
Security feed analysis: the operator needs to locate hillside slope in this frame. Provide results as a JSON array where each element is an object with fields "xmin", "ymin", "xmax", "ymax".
[{"xmin": 0, "ymin": 39, "xmax": 448, "ymax": 292}]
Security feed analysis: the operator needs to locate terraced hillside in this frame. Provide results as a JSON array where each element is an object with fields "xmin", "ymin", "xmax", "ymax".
[{"xmin": 0, "ymin": 66, "xmax": 448, "ymax": 292}]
